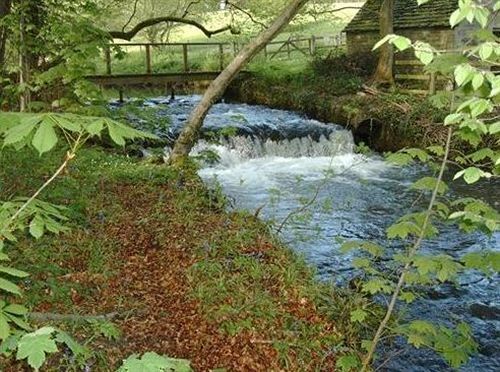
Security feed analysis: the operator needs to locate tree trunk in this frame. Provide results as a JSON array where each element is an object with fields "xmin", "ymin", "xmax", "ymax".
[
  {"xmin": 0, "ymin": 0, "xmax": 12, "ymax": 73},
  {"xmin": 169, "ymin": 0, "xmax": 309, "ymax": 165},
  {"xmin": 371, "ymin": 0, "xmax": 394, "ymax": 85}
]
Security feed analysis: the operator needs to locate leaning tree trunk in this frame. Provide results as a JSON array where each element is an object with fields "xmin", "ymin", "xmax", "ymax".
[
  {"xmin": 0, "ymin": 0, "xmax": 12, "ymax": 73},
  {"xmin": 371, "ymin": 0, "xmax": 394, "ymax": 85},
  {"xmin": 169, "ymin": 0, "xmax": 310, "ymax": 165}
]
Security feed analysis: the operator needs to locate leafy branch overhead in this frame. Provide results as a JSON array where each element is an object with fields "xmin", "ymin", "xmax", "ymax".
[{"xmin": 0, "ymin": 113, "xmax": 158, "ymax": 154}]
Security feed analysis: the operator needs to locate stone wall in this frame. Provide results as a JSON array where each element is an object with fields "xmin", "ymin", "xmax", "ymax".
[{"xmin": 346, "ymin": 27, "xmax": 455, "ymax": 56}]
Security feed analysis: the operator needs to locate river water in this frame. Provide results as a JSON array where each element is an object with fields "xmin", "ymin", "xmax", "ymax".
[{"xmin": 133, "ymin": 95, "xmax": 499, "ymax": 371}]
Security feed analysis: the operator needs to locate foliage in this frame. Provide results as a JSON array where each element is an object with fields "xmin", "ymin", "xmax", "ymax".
[
  {"xmin": 0, "ymin": 107, "xmax": 156, "ymax": 370},
  {"xmin": 349, "ymin": 0, "xmax": 500, "ymax": 370},
  {"xmin": 311, "ymin": 50, "xmax": 377, "ymax": 79},
  {"xmin": 118, "ymin": 352, "xmax": 192, "ymax": 372}
]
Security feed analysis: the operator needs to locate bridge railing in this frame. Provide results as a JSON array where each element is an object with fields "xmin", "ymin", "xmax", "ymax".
[{"xmin": 100, "ymin": 33, "xmax": 346, "ymax": 76}]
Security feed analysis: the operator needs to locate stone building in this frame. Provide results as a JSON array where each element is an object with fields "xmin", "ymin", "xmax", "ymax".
[
  {"xmin": 344, "ymin": 0, "xmax": 500, "ymax": 90},
  {"xmin": 344, "ymin": 0, "xmax": 470, "ymax": 56}
]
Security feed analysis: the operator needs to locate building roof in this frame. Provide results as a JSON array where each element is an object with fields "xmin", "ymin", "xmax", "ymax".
[{"xmin": 344, "ymin": 0, "xmax": 457, "ymax": 32}]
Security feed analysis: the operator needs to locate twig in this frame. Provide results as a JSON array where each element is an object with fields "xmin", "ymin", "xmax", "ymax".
[
  {"xmin": 360, "ymin": 126, "xmax": 453, "ymax": 371},
  {"xmin": 29, "ymin": 311, "xmax": 119, "ymax": 322},
  {"xmin": 228, "ymin": 1, "xmax": 268, "ymax": 29},
  {"xmin": 182, "ymin": 0, "xmax": 202, "ymax": 18},
  {"xmin": 275, "ymin": 158, "xmax": 369, "ymax": 234},
  {"xmin": 121, "ymin": 0, "xmax": 140, "ymax": 32},
  {"xmin": 9, "ymin": 151, "xmax": 75, "ymax": 223}
]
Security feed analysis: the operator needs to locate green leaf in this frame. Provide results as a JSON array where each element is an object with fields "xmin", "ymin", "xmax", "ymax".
[
  {"xmin": 387, "ymin": 221, "xmax": 419, "ymax": 239},
  {"xmin": 336, "ymin": 354, "xmax": 361, "ymax": 372},
  {"xmin": 0, "ymin": 278, "xmax": 21, "ymax": 296},
  {"xmin": 29, "ymin": 215, "xmax": 45, "ymax": 239},
  {"xmin": 392, "ymin": 36, "xmax": 412, "ymax": 51},
  {"xmin": 474, "ymin": 7, "xmax": 490, "ymax": 28},
  {"xmin": 88, "ymin": 320, "xmax": 121, "ymax": 341},
  {"xmin": 51, "ymin": 114, "xmax": 81, "ymax": 133},
  {"xmin": 472, "ymin": 73, "xmax": 484, "ymax": 90},
  {"xmin": 386, "ymin": 152, "xmax": 413, "ymax": 165},
  {"xmin": 454, "ymin": 167, "xmax": 491, "ymax": 184},
  {"xmin": 478, "ymin": 43, "xmax": 493, "ymax": 60},
  {"xmin": 444, "ymin": 113, "xmax": 464, "ymax": 125},
  {"xmin": 0, "ymin": 314, "xmax": 9, "ymax": 340},
  {"xmin": 85, "ymin": 119, "xmax": 105, "ymax": 136},
  {"xmin": 0, "ymin": 266, "xmax": 29, "ymax": 278},
  {"xmin": 413, "ymin": 256, "xmax": 438, "ymax": 275},
  {"xmin": 3, "ymin": 117, "xmax": 39, "ymax": 146},
  {"xmin": 118, "ymin": 352, "xmax": 193, "ymax": 372},
  {"xmin": 400, "ymin": 291, "xmax": 416, "ymax": 303},
  {"xmin": 489, "ymin": 122, "xmax": 500, "ymax": 134},
  {"xmin": 350, "ymin": 309, "xmax": 368, "ymax": 323},
  {"xmin": 3, "ymin": 304, "xmax": 28, "ymax": 316},
  {"xmin": 55, "ymin": 331, "xmax": 91, "ymax": 361},
  {"xmin": 450, "ymin": 8, "xmax": 465, "ymax": 27},
  {"xmin": 362, "ymin": 278, "xmax": 393, "ymax": 294},
  {"xmin": 414, "ymin": 42, "xmax": 434, "ymax": 65},
  {"xmin": 32, "ymin": 119, "xmax": 58, "ymax": 155},
  {"xmin": 412, "ymin": 177, "xmax": 448, "ymax": 194},
  {"xmin": 417, "ymin": 0, "xmax": 430, "ymax": 4},
  {"xmin": 454, "ymin": 64, "xmax": 473, "ymax": 86},
  {"xmin": 16, "ymin": 327, "xmax": 58, "ymax": 371}
]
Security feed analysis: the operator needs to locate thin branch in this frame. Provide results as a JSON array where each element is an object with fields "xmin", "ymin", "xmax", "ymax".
[
  {"xmin": 9, "ymin": 152, "xmax": 75, "ymax": 223},
  {"xmin": 109, "ymin": 16, "xmax": 238, "ymax": 40},
  {"xmin": 360, "ymin": 126, "xmax": 453, "ymax": 371},
  {"xmin": 29, "ymin": 311, "xmax": 119, "ymax": 322},
  {"xmin": 227, "ymin": 1, "xmax": 268, "ymax": 29},
  {"xmin": 306, "ymin": 6, "xmax": 363, "ymax": 16},
  {"xmin": 182, "ymin": 0, "xmax": 202, "ymax": 18},
  {"xmin": 121, "ymin": 0, "xmax": 140, "ymax": 32},
  {"xmin": 275, "ymin": 158, "xmax": 369, "ymax": 234}
]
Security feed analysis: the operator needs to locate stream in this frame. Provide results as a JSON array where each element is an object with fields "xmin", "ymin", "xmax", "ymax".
[{"xmin": 129, "ymin": 95, "xmax": 499, "ymax": 371}]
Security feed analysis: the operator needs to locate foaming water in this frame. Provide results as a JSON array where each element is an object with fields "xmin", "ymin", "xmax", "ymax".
[{"xmin": 134, "ymin": 96, "xmax": 499, "ymax": 371}]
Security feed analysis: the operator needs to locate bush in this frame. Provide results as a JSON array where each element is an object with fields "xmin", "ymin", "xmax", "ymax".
[{"xmin": 311, "ymin": 50, "xmax": 377, "ymax": 79}]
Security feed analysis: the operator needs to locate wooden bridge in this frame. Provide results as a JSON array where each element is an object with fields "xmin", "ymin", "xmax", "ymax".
[{"xmin": 86, "ymin": 34, "xmax": 346, "ymax": 90}]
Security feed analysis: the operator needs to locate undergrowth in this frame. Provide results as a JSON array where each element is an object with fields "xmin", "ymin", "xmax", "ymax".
[{"xmin": 0, "ymin": 147, "xmax": 375, "ymax": 370}]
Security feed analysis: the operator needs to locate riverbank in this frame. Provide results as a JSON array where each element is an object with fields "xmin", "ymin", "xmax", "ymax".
[
  {"xmin": 1, "ymin": 147, "xmax": 376, "ymax": 371},
  {"xmin": 225, "ymin": 71, "xmax": 446, "ymax": 152}
]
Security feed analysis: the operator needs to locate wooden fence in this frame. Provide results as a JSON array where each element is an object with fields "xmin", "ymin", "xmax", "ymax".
[{"xmin": 103, "ymin": 33, "xmax": 346, "ymax": 76}]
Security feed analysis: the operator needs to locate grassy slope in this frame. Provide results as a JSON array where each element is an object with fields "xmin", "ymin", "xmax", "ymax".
[{"xmin": 1, "ymin": 146, "xmax": 376, "ymax": 370}]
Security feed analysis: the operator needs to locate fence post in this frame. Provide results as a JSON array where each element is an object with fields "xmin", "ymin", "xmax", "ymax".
[
  {"xmin": 233, "ymin": 41, "xmax": 238, "ymax": 57},
  {"xmin": 264, "ymin": 44, "xmax": 268, "ymax": 59},
  {"xmin": 219, "ymin": 44, "xmax": 224, "ymax": 70},
  {"xmin": 105, "ymin": 47, "xmax": 112, "ymax": 75},
  {"xmin": 310, "ymin": 36, "xmax": 316, "ymax": 55},
  {"xmin": 287, "ymin": 41, "xmax": 291, "ymax": 59},
  {"xmin": 145, "ymin": 44, "xmax": 152, "ymax": 74},
  {"xmin": 182, "ymin": 44, "xmax": 189, "ymax": 72},
  {"xmin": 428, "ymin": 72, "xmax": 436, "ymax": 95}
]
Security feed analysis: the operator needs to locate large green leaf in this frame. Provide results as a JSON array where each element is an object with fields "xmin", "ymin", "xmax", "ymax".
[
  {"xmin": 32, "ymin": 118, "xmax": 58, "ymax": 155},
  {"xmin": 0, "ymin": 278, "xmax": 22, "ymax": 296},
  {"xmin": 2, "ymin": 116, "xmax": 39, "ymax": 146},
  {"xmin": 16, "ymin": 327, "xmax": 58, "ymax": 371},
  {"xmin": 118, "ymin": 352, "xmax": 192, "ymax": 372}
]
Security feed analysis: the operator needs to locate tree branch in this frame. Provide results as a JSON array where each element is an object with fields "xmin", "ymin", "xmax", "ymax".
[
  {"xmin": 121, "ymin": 0, "xmax": 140, "ymax": 32},
  {"xmin": 228, "ymin": 1, "xmax": 268, "ymax": 29},
  {"xmin": 182, "ymin": 0, "xmax": 202, "ymax": 18},
  {"xmin": 108, "ymin": 16, "xmax": 238, "ymax": 40}
]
